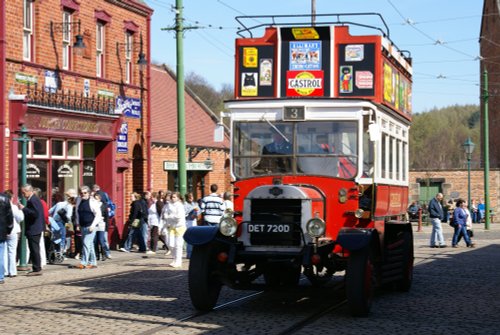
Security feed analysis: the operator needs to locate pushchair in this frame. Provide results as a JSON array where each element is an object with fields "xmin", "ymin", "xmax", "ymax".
[{"xmin": 47, "ymin": 218, "xmax": 65, "ymax": 264}]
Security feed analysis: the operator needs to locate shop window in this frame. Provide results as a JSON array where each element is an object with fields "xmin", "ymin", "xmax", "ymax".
[
  {"xmin": 25, "ymin": 160, "xmax": 47, "ymax": 199},
  {"xmin": 83, "ymin": 141, "xmax": 95, "ymax": 159},
  {"xmin": 52, "ymin": 139, "xmax": 64, "ymax": 157},
  {"xmin": 67, "ymin": 140, "xmax": 80, "ymax": 158},
  {"xmin": 52, "ymin": 160, "xmax": 80, "ymax": 202},
  {"xmin": 83, "ymin": 160, "xmax": 95, "ymax": 187},
  {"xmin": 33, "ymin": 138, "xmax": 48, "ymax": 158}
]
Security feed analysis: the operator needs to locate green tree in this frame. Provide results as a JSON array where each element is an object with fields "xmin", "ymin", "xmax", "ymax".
[
  {"xmin": 410, "ymin": 104, "xmax": 480, "ymax": 170},
  {"xmin": 185, "ymin": 72, "xmax": 233, "ymax": 119}
]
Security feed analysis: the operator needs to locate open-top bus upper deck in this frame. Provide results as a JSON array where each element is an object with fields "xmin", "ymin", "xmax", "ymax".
[{"xmin": 232, "ymin": 13, "xmax": 412, "ymax": 121}]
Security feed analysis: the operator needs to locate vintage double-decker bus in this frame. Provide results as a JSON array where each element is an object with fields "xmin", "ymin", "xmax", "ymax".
[{"xmin": 185, "ymin": 13, "xmax": 413, "ymax": 316}]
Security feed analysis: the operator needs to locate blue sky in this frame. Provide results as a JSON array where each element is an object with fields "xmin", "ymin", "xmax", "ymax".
[{"xmin": 145, "ymin": 0, "xmax": 483, "ymax": 113}]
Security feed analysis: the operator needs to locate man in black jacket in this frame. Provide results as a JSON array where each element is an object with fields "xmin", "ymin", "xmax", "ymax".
[
  {"xmin": 0, "ymin": 192, "xmax": 14, "ymax": 284},
  {"xmin": 19, "ymin": 184, "xmax": 45, "ymax": 275},
  {"xmin": 428, "ymin": 192, "xmax": 446, "ymax": 248}
]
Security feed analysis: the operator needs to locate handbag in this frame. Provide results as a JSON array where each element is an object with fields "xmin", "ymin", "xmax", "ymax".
[
  {"xmin": 131, "ymin": 219, "xmax": 141, "ymax": 228},
  {"xmin": 57, "ymin": 207, "xmax": 70, "ymax": 223},
  {"xmin": 467, "ymin": 229, "xmax": 474, "ymax": 238}
]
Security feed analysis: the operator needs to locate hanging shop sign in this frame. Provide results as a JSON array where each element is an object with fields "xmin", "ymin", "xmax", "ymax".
[
  {"xmin": 115, "ymin": 96, "xmax": 142, "ymax": 118},
  {"xmin": 116, "ymin": 122, "xmax": 128, "ymax": 153}
]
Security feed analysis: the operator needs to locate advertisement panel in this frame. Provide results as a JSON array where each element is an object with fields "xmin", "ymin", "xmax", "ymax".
[{"xmin": 286, "ymin": 70, "xmax": 324, "ymax": 97}]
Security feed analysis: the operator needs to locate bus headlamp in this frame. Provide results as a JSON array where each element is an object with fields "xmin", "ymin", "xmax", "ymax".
[
  {"xmin": 306, "ymin": 217, "xmax": 326, "ymax": 238},
  {"xmin": 219, "ymin": 217, "xmax": 238, "ymax": 236},
  {"xmin": 354, "ymin": 208, "xmax": 365, "ymax": 218},
  {"xmin": 338, "ymin": 188, "xmax": 348, "ymax": 203}
]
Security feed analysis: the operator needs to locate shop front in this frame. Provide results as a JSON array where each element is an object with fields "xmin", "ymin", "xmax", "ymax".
[{"xmin": 9, "ymin": 96, "xmax": 123, "ymax": 244}]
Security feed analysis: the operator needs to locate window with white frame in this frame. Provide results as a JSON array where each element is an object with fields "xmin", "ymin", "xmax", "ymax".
[
  {"xmin": 23, "ymin": 0, "xmax": 34, "ymax": 61},
  {"xmin": 67, "ymin": 140, "xmax": 80, "ymax": 159},
  {"xmin": 33, "ymin": 138, "xmax": 49, "ymax": 158},
  {"xmin": 62, "ymin": 11, "xmax": 72, "ymax": 70},
  {"xmin": 96, "ymin": 22, "xmax": 105, "ymax": 77},
  {"xmin": 125, "ymin": 32, "xmax": 133, "ymax": 84}
]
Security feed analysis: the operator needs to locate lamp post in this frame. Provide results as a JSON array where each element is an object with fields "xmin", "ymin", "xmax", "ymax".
[{"xmin": 462, "ymin": 137, "xmax": 475, "ymax": 212}]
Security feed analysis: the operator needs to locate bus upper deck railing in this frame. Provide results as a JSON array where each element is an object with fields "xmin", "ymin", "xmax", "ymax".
[{"xmin": 235, "ymin": 13, "xmax": 390, "ymax": 38}]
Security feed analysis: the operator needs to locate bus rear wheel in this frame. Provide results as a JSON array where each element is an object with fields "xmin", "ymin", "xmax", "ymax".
[
  {"xmin": 394, "ymin": 231, "xmax": 414, "ymax": 292},
  {"xmin": 346, "ymin": 247, "xmax": 374, "ymax": 317},
  {"xmin": 188, "ymin": 243, "xmax": 223, "ymax": 311}
]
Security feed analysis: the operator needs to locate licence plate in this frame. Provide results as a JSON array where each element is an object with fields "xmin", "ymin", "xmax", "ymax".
[{"xmin": 247, "ymin": 223, "xmax": 291, "ymax": 234}]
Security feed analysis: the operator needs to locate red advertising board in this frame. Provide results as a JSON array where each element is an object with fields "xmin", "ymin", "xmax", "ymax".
[{"xmin": 286, "ymin": 70, "xmax": 324, "ymax": 97}]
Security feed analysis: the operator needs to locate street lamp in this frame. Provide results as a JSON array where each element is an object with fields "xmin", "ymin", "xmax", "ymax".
[
  {"xmin": 50, "ymin": 19, "xmax": 86, "ymax": 56},
  {"xmin": 462, "ymin": 137, "xmax": 475, "ymax": 212},
  {"xmin": 116, "ymin": 33, "xmax": 148, "ymax": 72}
]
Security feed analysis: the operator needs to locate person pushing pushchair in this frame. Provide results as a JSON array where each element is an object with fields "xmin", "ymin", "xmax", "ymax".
[{"xmin": 47, "ymin": 189, "xmax": 77, "ymax": 263}]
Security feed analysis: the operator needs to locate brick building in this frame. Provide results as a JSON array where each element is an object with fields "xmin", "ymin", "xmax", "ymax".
[
  {"xmin": 0, "ymin": 0, "xmax": 153, "ymax": 244},
  {"xmin": 150, "ymin": 64, "xmax": 231, "ymax": 200},
  {"xmin": 480, "ymin": 0, "xmax": 500, "ymax": 168},
  {"xmin": 409, "ymin": 169, "xmax": 500, "ymax": 219}
]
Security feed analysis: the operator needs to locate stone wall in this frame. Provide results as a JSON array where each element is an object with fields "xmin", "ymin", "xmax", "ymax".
[{"xmin": 409, "ymin": 168, "xmax": 500, "ymax": 217}]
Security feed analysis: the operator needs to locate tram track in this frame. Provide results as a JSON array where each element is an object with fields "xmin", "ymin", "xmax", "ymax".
[
  {"xmin": 138, "ymin": 277, "xmax": 348, "ymax": 335},
  {"xmin": 137, "ymin": 290, "xmax": 266, "ymax": 335},
  {"xmin": 0, "ymin": 246, "xmax": 438, "ymax": 334}
]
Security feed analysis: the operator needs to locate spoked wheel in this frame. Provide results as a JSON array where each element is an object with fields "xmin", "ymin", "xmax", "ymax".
[
  {"xmin": 346, "ymin": 247, "xmax": 375, "ymax": 317},
  {"xmin": 394, "ymin": 231, "xmax": 414, "ymax": 292},
  {"xmin": 188, "ymin": 243, "xmax": 223, "ymax": 311},
  {"xmin": 305, "ymin": 263, "xmax": 333, "ymax": 287}
]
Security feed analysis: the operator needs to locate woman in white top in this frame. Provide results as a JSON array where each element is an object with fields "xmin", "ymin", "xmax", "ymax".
[
  {"xmin": 161, "ymin": 192, "xmax": 186, "ymax": 268},
  {"xmin": 147, "ymin": 192, "xmax": 161, "ymax": 254},
  {"xmin": 4, "ymin": 190, "xmax": 24, "ymax": 277},
  {"xmin": 184, "ymin": 193, "xmax": 199, "ymax": 259}
]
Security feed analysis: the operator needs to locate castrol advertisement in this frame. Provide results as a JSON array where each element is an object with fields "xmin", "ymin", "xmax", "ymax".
[{"xmin": 286, "ymin": 70, "xmax": 324, "ymax": 97}]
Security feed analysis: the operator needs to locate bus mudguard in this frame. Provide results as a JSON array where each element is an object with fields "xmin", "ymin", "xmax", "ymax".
[
  {"xmin": 184, "ymin": 226, "xmax": 219, "ymax": 246},
  {"xmin": 336, "ymin": 228, "xmax": 376, "ymax": 251}
]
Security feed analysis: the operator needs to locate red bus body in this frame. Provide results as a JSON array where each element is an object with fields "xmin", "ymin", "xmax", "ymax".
[{"xmin": 185, "ymin": 14, "xmax": 414, "ymax": 317}]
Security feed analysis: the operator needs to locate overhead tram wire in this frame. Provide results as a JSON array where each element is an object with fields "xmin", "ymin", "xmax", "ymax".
[
  {"xmin": 183, "ymin": 16, "xmax": 237, "ymax": 57},
  {"xmin": 146, "ymin": 0, "xmax": 172, "ymax": 10},
  {"xmin": 386, "ymin": 0, "xmax": 480, "ymax": 60}
]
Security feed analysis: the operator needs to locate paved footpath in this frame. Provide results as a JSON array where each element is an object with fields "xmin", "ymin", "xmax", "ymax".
[{"xmin": 1, "ymin": 222, "xmax": 499, "ymax": 335}]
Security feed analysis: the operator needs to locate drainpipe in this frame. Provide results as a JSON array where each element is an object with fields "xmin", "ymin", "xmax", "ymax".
[
  {"xmin": 146, "ymin": 14, "xmax": 152, "ymax": 191},
  {"xmin": 0, "ymin": 0, "xmax": 6, "ymax": 189}
]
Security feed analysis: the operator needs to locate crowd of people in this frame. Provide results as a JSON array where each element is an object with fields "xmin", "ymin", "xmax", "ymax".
[
  {"xmin": 119, "ymin": 183, "xmax": 231, "ymax": 268},
  {"xmin": 0, "ymin": 182, "xmax": 232, "ymax": 283}
]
